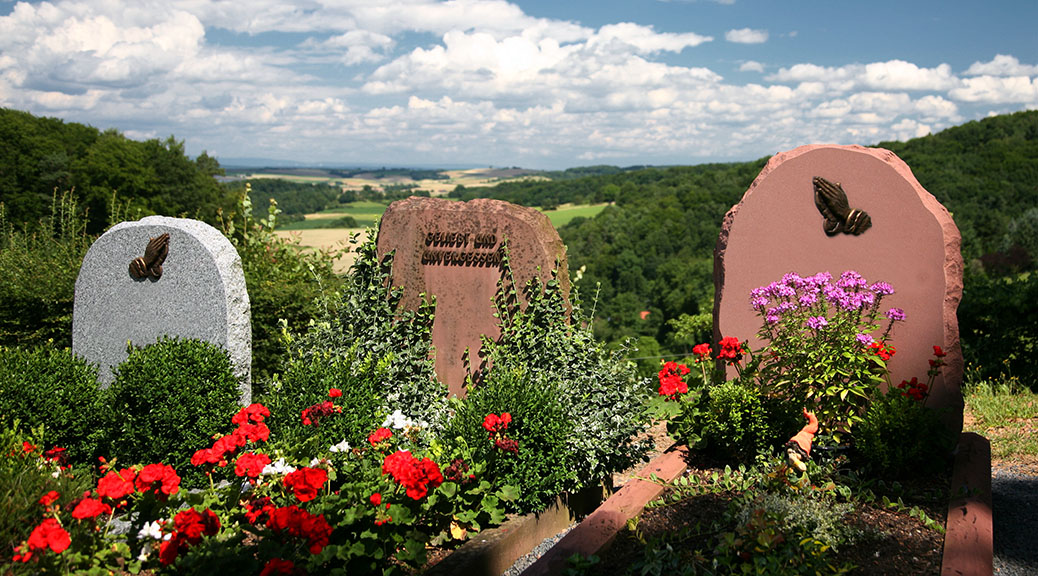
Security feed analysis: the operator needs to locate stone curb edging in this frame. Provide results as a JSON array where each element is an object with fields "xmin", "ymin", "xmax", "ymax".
[
  {"xmin": 519, "ymin": 442, "xmax": 689, "ymax": 576},
  {"xmin": 422, "ymin": 483, "xmax": 605, "ymax": 576},
  {"xmin": 941, "ymin": 432, "xmax": 993, "ymax": 576}
]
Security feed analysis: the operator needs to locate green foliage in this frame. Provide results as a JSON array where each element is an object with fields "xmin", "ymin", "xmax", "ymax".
[
  {"xmin": 444, "ymin": 367, "xmax": 577, "ymax": 512},
  {"xmin": 0, "ymin": 192, "xmax": 93, "ymax": 349},
  {"xmin": 670, "ymin": 378, "xmax": 800, "ymax": 463},
  {"xmin": 268, "ymin": 228, "xmax": 446, "ymax": 436},
  {"xmin": 711, "ymin": 508, "xmax": 852, "ymax": 575},
  {"xmin": 103, "ymin": 337, "xmax": 241, "ymax": 487},
  {"xmin": 0, "ymin": 108, "xmax": 229, "ymax": 234},
  {"xmin": 220, "ymin": 185, "xmax": 345, "ymax": 386},
  {"xmin": 262, "ymin": 349, "xmax": 387, "ymax": 456},
  {"xmin": 957, "ymin": 268, "xmax": 1038, "ymax": 388},
  {"xmin": 0, "ymin": 346, "xmax": 105, "ymax": 463},
  {"xmin": 445, "ymin": 264, "xmax": 651, "ymax": 512},
  {"xmin": 852, "ymin": 391, "xmax": 955, "ymax": 478}
]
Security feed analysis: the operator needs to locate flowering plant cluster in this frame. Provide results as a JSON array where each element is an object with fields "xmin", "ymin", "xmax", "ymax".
[
  {"xmin": 482, "ymin": 412, "xmax": 518, "ymax": 454},
  {"xmin": 657, "ymin": 361, "xmax": 690, "ymax": 401},
  {"xmin": 749, "ymin": 270, "xmax": 908, "ymax": 437},
  {"xmin": 4, "ymin": 389, "xmax": 515, "ymax": 575}
]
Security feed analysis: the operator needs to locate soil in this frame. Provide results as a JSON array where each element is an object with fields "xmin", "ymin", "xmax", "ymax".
[{"xmin": 596, "ymin": 423, "xmax": 949, "ymax": 575}]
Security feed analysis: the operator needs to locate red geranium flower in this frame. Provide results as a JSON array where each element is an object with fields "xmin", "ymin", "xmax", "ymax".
[
  {"xmin": 382, "ymin": 450, "xmax": 443, "ymax": 500},
  {"xmin": 260, "ymin": 558, "xmax": 297, "ymax": 576},
  {"xmin": 38, "ymin": 491, "xmax": 60, "ymax": 507},
  {"xmin": 267, "ymin": 505, "xmax": 333, "ymax": 554},
  {"xmin": 16, "ymin": 518, "xmax": 71, "ymax": 561},
  {"xmin": 369, "ymin": 492, "xmax": 382, "ymax": 507},
  {"xmin": 71, "ymin": 497, "xmax": 112, "ymax": 520},
  {"xmin": 135, "ymin": 463, "xmax": 181, "ymax": 498},
  {"xmin": 235, "ymin": 452, "xmax": 272, "ymax": 481},
  {"xmin": 716, "ymin": 337, "xmax": 744, "ymax": 363},
  {"xmin": 97, "ymin": 468, "xmax": 136, "ymax": 502},
  {"xmin": 283, "ymin": 467, "xmax": 328, "ymax": 502},
  {"xmin": 691, "ymin": 343, "xmax": 711, "ymax": 361},
  {"xmin": 232, "ymin": 403, "xmax": 270, "ymax": 425},
  {"xmin": 367, "ymin": 427, "xmax": 393, "ymax": 446},
  {"xmin": 328, "ymin": 388, "xmax": 342, "ymax": 398}
]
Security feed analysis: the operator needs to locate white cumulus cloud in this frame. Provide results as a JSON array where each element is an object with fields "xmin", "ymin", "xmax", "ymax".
[{"xmin": 725, "ymin": 28, "xmax": 768, "ymax": 44}]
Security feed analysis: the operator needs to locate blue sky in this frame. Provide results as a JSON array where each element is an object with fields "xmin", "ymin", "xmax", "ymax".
[{"xmin": 2, "ymin": 0, "xmax": 1036, "ymax": 169}]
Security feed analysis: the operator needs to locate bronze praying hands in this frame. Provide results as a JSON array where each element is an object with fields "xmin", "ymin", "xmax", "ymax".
[
  {"xmin": 129, "ymin": 233, "xmax": 170, "ymax": 279},
  {"xmin": 813, "ymin": 176, "xmax": 872, "ymax": 236}
]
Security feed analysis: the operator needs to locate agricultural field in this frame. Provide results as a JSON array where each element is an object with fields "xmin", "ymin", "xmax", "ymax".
[{"xmin": 275, "ymin": 201, "xmax": 609, "ymax": 273}]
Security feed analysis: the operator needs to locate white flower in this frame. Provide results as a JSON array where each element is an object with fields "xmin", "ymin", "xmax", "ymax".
[
  {"xmin": 329, "ymin": 439, "xmax": 351, "ymax": 453},
  {"xmin": 382, "ymin": 409, "xmax": 417, "ymax": 429},
  {"xmin": 137, "ymin": 520, "xmax": 165, "ymax": 541},
  {"xmin": 261, "ymin": 457, "xmax": 296, "ymax": 476},
  {"xmin": 138, "ymin": 543, "xmax": 152, "ymax": 562}
]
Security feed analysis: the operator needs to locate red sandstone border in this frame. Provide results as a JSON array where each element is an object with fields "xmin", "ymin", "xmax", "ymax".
[
  {"xmin": 519, "ymin": 443, "xmax": 690, "ymax": 576},
  {"xmin": 941, "ymin": 432, "xmax": 993, "ymax": 576}
]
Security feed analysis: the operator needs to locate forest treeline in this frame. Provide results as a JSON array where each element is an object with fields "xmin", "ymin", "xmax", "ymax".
[{"xmin": 1, "ymin": 107, "xmax": 1035, "ymax": 384}]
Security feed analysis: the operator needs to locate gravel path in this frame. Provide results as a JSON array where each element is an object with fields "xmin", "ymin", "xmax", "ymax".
[{"xmin": 992, "ymin": 464, "xmax": 1038, "ymax": 575}]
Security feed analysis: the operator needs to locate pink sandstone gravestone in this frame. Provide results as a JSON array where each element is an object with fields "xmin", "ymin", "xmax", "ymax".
[
  {"xmin": 377, "ymin": 197, "xmax": 569, "ymax": 397},
  {"xmin": 714, "ymin": 144, "xmax": 964, "ymax": 428}
]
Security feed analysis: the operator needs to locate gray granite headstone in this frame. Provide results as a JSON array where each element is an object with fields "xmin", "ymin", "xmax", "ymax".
[{"xmin": 72, "ymin": 216, "xmax": 251, "ymax": 402}]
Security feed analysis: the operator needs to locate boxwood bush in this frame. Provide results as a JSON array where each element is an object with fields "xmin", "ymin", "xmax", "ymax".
[
  {"xmin": 102, "ymin": 337, "xmax": 241, "ymax": 487},
  {"xmin": 0, "ymin": 346, "xmax": 105, "ymax": 463}
]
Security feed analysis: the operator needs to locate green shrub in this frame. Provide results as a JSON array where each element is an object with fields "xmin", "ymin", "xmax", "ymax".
[
  {"xmin": 262, "ymin": 347, "xmax": 387, "ymax": 455},
  {"xmin": 444, "ymin": 366, "xmax": 577, "ymax": 512},
  {"xmin": 852, "ymin": 391, "xmax": 955, "ymax": 478},
  {"xmin": 220, "ymin": 185, "xmax": 345, "ymax": 389},
  {"xmin": 445, "ymin": 263, "xmax": 651, "ymax": 512},
  {"xmin": 0, "ymin": 346, "xmax": 105, "ymax": 463},
  {"xmin": 668, "ymin": 378, "xmax": 800, "ymax": 464},
  {"xmin": 102, "ymin": 337, "xmax": 241, "ymax": 487},
  {"xmin": 260, "ymin": 228, "xmax": 446, "ymax": 444}
]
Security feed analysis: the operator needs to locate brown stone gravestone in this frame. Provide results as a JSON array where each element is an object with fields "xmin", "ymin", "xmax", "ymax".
[
  {"xmin": 377, "ymin": 197, "xmax": 569, "ymax": 397},
  {"xmin": 714, "ymin": 144, "xmax": 964, "ymax": 429}
]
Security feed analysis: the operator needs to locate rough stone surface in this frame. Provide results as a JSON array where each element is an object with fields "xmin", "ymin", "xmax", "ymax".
[
  {"xmin": 942, "ymin": 432, "xmax": 993, "ymax": 576},
  {"xmin": 377, "ymin": 197, "xmax": 568, "ymax": 397},
  {"xmin": 714, "ymin": 145, "xmax": 964, "ymax": 426},
  {"xmin": 73, "ymin": 216, "xmax": 251, "ymax": 401}
]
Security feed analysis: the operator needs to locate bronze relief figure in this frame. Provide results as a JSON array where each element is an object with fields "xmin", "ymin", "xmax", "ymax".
[
  {"xmin": 129, "ymin": 233, "xmax": 170, "ymax": 279},
  {"xmin": 813, "ymin": 176, "xmax": 872, "ymax": 236}
]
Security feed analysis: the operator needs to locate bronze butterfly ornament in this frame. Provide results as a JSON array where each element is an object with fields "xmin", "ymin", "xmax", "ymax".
[
  {"xmin": 129, "ymin": 233, "xmax": 170, "ymax": 279},
  {"xmin": 813, "ymin": 176, "xmax": 872, "ymax": 236}
]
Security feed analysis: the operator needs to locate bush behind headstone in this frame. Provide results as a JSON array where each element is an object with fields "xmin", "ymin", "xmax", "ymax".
[
  {"xmin": 102, "ymin": 337, "xmax": 240, "ymax": 487},
  {"xmin": 0, "ymin": 346, "xmax": 106, "ymax": 463}
]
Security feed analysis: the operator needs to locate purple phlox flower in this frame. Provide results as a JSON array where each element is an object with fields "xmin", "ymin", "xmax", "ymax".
[
  {"xmin": 781, "ymin": 272, "xmax": 805, "ymax": 289},
  {"xmin": 751, "ymin": 296, "xmax": 769, "ymax": 311},
  {"xmin": 855, "ymin": 333, "xmax": 875, "ymax": 346},
  {"xmin": 838, "ymin": 295, "xmax": 859, "ymax": 313},
  {"xmin": 837, "ymin": 270, "xmax": 867, "ymax": 289},
  {"xmin": 807, "ymin": 272, "xmax": 833, "ymax": 288},
  {"xmin": 806, "ymin": 316, "xmax": 828, "ymax": 330},
  {"xmin": 855, "ymin": 291, "xmax": 876, "ymax": 309},
  {"xmin": 765, "ymin": 281, "xmax": 796, "ymax": 300},
  {"xmin": 822, "ymin": 284, "xmax": 847, "ymax": 305},
  {"xmin": 776, "ymin": 301, "xmax": 798, "ymax": 314},
  {"xmin": 885, "ymin": 307, "xmax": 906, "ymax": 321},
  {"xmin": 869, "ymin": 281, "xmax": 894, "ymax": 296},
  {"xmin": 765, "ymin": 308, "xmax": 781, "ymax": 325},
  {"xmin": 798, "ymin": 292, "xmax": 819, "ymax": 307}
]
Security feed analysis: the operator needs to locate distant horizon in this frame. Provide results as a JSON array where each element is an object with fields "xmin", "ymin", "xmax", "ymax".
[{"xmin": 3, "ymin": 1, "xmax": 1037, "ymax": 170}]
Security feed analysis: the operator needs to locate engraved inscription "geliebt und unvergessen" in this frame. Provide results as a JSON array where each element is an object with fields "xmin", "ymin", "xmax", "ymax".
[{"xmin": 421, "ymin": 231, "xmax": 503, "ymax": 267}]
